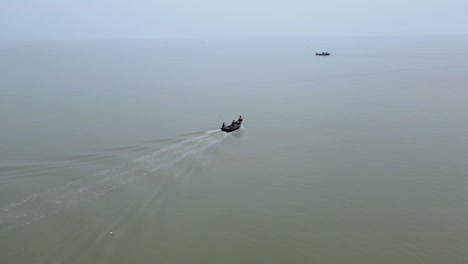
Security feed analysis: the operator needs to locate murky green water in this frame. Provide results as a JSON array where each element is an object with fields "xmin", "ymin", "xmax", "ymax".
[{"xmin": 1, "ymin": 37, "xmax": 467, "ymax": 263}]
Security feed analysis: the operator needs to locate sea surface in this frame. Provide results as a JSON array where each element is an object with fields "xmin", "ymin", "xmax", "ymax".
[{"xmin": 1, "ymin": 36, "xmax": 467, "ymax": 263}]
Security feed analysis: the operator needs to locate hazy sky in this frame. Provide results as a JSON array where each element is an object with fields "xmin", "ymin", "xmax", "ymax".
[{"xmin": 1, "ymin": 0, "xmax": 467, "ymax": 40}]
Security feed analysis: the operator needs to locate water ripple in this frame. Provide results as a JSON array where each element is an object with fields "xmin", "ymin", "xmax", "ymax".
[{"xmin": 0, "ymin": 129, "xmax": 227, "ymax": 236}]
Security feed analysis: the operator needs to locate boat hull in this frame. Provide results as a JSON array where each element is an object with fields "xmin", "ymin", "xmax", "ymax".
[{"xmin": 221, "ymin": 121, "xmax": 242, "ymax": 132}]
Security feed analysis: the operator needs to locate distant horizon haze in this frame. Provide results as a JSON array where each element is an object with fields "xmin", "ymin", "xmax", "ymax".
[{"xmin": 1, "ymin": 0, "xmax": 467, "ymax": 41}]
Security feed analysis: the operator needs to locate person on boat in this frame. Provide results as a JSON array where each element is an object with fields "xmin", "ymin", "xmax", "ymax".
[
  {"xmin": 237, "ymin": 115, "xmax": 243, "ymax": 122},
  {"xmin": 222, "ymin": 123, "xmax": 225, "ymax": 129},
  {"xmin": 232, "ymin": 120, "xmax": 235, "ymax": 126}
]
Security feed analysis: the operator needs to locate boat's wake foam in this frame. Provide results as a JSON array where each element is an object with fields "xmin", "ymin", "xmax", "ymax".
[{"xmin": 0, "ymin": 129, "xmax": 227, "ymax": 236}]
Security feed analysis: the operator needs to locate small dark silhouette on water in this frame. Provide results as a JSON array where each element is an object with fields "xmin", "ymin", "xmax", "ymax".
[
  {"xmin": 221, "ymin": 115, "xmax": 243, "ymax": 132},
  {"xmin": 315, "ymin": 52, "xmax": 330, "ymax": 56}
]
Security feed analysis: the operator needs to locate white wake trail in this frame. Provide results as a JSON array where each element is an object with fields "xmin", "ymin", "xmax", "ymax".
[{"xmin": 0, "ymin": 130, "xmax": 227, "ymax": 236}]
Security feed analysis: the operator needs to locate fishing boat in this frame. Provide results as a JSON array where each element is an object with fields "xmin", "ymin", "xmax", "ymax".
[
  {"xmin": 221, "ymin": 116, "xmax": 243, "ymax": 133},
  {"xmin": 315, "ymin": 52, "xmax": 330, "ymax": 56}
]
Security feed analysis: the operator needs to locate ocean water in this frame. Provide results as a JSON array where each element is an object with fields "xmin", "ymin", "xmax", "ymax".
[{"xmin": 1, "ymin": 36, "xmax": 467, "ymax": 263}]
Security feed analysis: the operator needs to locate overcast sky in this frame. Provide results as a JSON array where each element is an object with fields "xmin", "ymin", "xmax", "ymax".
[{"xmin": 1, "ymin": 0, "xmax": 467, "ymax": 40}]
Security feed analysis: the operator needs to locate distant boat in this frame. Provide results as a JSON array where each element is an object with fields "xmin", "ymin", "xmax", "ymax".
[
  {"xmin": 221, "ymin": 116, "xmax": 243, "ymax": 133},
  {"xmin": 315, "ymin": 52, "xmax": 330, "ymax": 56}
]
